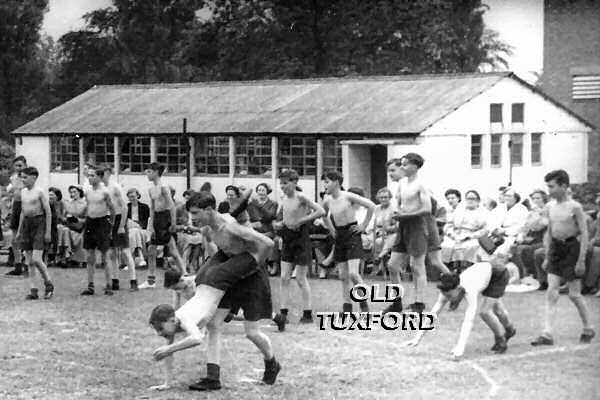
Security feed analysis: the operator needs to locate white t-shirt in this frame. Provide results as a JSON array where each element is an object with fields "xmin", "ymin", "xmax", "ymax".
[{"xmin": 459, "ymin": 262, "xmax": 493, "ymax": 296}]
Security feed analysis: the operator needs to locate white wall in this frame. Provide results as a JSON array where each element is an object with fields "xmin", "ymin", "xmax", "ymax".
[{"xmin": 16, "ymin": 137, "xmax": 51, "ymax": 189}]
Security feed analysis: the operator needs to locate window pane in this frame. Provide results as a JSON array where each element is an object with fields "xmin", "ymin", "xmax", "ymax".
[
  {"xmin": 120, "ymin": 137, "xmax": 151, "ymax": 173},
  {"xmin": 510, "ymin": 133, "xmax": 523, "ymax": 166},
  {"xmin": 156, "ymin": 136, "xmax": 188, "ymax": 174},
  {"xmin": 235, "ymin": 136, "xmax": 272, "ymax": 176},
  {"xmin": 511, "ymin": 103, "xmax": 524, "ymax": 123},
  {"xmin": 471, "ymin": 135, "xmax": 482, "ymax": 167},
  {"xmin": 491, "ymin": 134, "xmax": 502, "ymax": 167},
  {"xmin": 194, "ymin": 136, "xmax": 230, "ymax": 175},
  {"xmin": 323, "ymin": 138, "xmax": 343, "ymax": 172},
  {"xmin": 278, "ymin": 137, "xmax": 317, "ymax": 177},
  {"xmin": 531, "ymin": 132, "xmax": 542, "ymax": 165},
  {"xmin": 490, "ymin": 104, "xmax": 503, "ymax": 123},
  {"xmin": 83, "ymin": 137, "xmax": 114, "ymax": 167},
  {"xmin": 51, "ymin": 136, "xmax": 79, "ymax": 171}
]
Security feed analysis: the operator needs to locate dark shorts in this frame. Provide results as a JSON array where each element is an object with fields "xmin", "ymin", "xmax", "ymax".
[
  {"xmin": 195, "ymin": 250, "xmax": 259, "ymax": 291},
  {"xmin": 333, "ymin": 222, "xmax": 363, "ymax": 262},
  {"xmin": 20, "ymin": 215, "xmax": 46, "ymax": 251},
  {"xmin": 150, "ymin": 210, "xmax": 173, "ymax": 246},
  {"xmin": 392, "ymin": 216, "xmax": 428, "ymax": 256},
  {"xmin": 280, "ymin": 224, "xmax": 312, "ymax": 266},
  {"xmin": 547, "ymin": 237, "xmax": 582, "ymax": 282},
  {"xmin": 10, "ymin": 200, "xmax": 22, "ymax": 231},
  {"xmin": 482, "ymin": 267, "xmax": 510, "ymax": 298},
  {"xmin": 110, "ymin": 215, "xmax": 129, "ymax": 248},
  {"xmin": 219, "ymin": 266, "xmax": 273, "ymax": 321},
  {"xmin": 83, "ymin": 216, "xmax": 112, "ymax": 252},
  {"xmin": 425, "ymin": 216, "xmax": 441, "ymax": 252}
]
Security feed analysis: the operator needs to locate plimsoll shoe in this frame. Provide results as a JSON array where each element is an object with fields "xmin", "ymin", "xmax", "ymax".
[
  {"xmin": 531, "ymin": 335, "xmax": 554, "ymax": 346},
  {"xmin": 262, "ymin": 360, "xmax": 281, "ymax": 385},
  {"xmin": 273, "ymin": 313, "xmax": 287, "ymax": 332},
  {"xmin": 138, "ymin": 281, "xmax": 156, "ymax": 289},
  {"xmin": 580, "ymin": 328, "xmax": 595, "ymax": 344},
  {"xmin": 189, "ymin": 378, "xmax": 222, "ymax": 391},
  {"xmin": 44, "ymin": 283, "xmax": 54, "ymax": 300}
]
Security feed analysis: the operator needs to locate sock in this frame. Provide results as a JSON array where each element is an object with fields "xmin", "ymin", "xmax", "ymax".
[
  {"xmin": 359, "ymin": 301, "xmax": 369, "ymax": 312},
  {"xmin": 303, "ymin": 310, "xmax": 312, "ymax": 318},
  {"xmin": 280, "ymin": 308, "xmax": 288, "ymax": 316},
  {"xmin": 130, "ymin": 279, "xmax": 137, "ymax": 287},
  {"xmin": 343, "ymin": 303, "xmax": 353, "ymax": 313},
  {"xmin": 264, "ymin": 356, "xmax": 276, "ymax": 368},
  {"xmin": 148, "ymin": 275, "xmax": 155, "ymax": 285},
  {"xmin": 30, "ymin": 288, "xmax": 39, "ymax": 296},
  {"xmin": 112, "ymin": 279, "xmax": 119, "ymax": 286},
  {"xmin": 206, "ymin": 363, "xmax": 220, "ymax": 381},
  {"xmin": 88, "ymin": 282, "xmax": 94, "ymax": 289}
]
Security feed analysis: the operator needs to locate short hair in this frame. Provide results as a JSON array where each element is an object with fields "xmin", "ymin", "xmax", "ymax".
[
  {"xmin": 319, "ymin": 191, "xmax": 326, "ymax": 200},
  {"xmin": 256, "ymin": 183, "xmax": 272, "ymax": 194},
  {"xmin": 163, "ymin": 268, "xmax": 182, "ymax": 288},
  {"xmin": 385, "ymin": 158, "xmax": 402, "ymax": 167},
  {"xmin": 544, "ymin": 169, "xmax": 570, "ymax": 187},
  {"xmin": 278, "ymin": 169, "xmax": 300, "ymax": 182},
  {"xmin": 498, "ymin": 185, "xmax": 507, "ymax": 192},
  {"xmin": 148, "ymin": 162, "xmax": 165, "ymax": 176},
  {"xmin": 186, "ymin": 191, "xmax": 216, "ymax": 211},
  {"xmin": 464, "ymin": 190, "xmax": 481, "ymax": 201},
  {"xmin": 217, "ymin": 201, "xmax": 230, "ymax": 213},
  {"xmin": 88, "ymin": 164, "xmax": 105, "ymax": 178},
  {"xmin": 402, "ymin": 153, "xmax": 424, "ymax": 169},
  {"xmin": 444, "ymin": 189, "xmax": 462, "ymax": 200},
  {"xmin": 183, "ymin": 189, "xmax": 194, "ymax": 198},
  {"xmin": 321, "ymin": 170, "xmax": 343, "ymax": 184},
  {"xmin": 437, "ymin": 273, "xmax": 460, "ymax": 292},
  {"xmin": 347, "ymin": 187, "xmax": 365, "ymax": 197},
  {"xmin": 529, "ymin": 189, "xmax": 548, "ymax": 203},
  {"xmin": 21, "ymin": 166, "xmax": 39, "ymax": 177},
  {"xmin": 68, "ymin": 185, "xmax": 84, "ymax": 198},
  {"xmin": 13, "ymin": 156, "xmax": 26, "ymax": 165},
  {"xmin": 169, "ymin": 186, "xmax": 176, "ymax": 197},
  {"xmin": 377, "ymin": 187, "xmax": 392, "ymax": 198},
  {"xmin": 199, "ymin": 182, "xmax": 212, "ymax": 193},
  {"xmin": 504, "ymin": 189, "xmax": 521, "ymax": 203},
  {"xmin": 225, "ymin": 185, "xmax": 241, "ymax": 197},
  {"xmin": 49, "ymin": 187, "xmax": 62, "ymax": 201},
  {"xmin": 149, "ymin": 304, "xmax": 175, "ymax": 326},
  {"xmin": 485, "ymin": 198, "xmax": 498, "ymax": 209},
  {"xmin": 127, "ymin": 188, "xmax": 141, "ymax": 199}
]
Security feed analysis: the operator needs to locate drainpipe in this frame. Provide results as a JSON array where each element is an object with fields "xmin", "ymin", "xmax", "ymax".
[
  {"xmin": 184, "ymin": 118, "xmax": 191, "ymax": 189},
  {"xmin": 508, "ymin": 138, "xmax": 513, "ymax": 187}
]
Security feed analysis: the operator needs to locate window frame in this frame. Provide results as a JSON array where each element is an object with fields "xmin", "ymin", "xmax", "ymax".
[
  {"xmin": 194, "ymin": 136, "xmax": 230, "ymax": 176},
  {"xmin": 490, "ymin": 133, "xmax": 502, "ymax": 168},
  {"xmin": 50, "ymin": 135, "xmax": 79, "ymax": 173},
  {"xmin": 470, "ymin": 134, "xmax": 483, "ymax": 168},
  {"xmin": 511, "ymin": 103, "xmax": 524, "ymax": 123},
  {"xmin": 531, "ymin": 132, "xmax": 542, "ymax": 166},
  {"xmin": 510, "ymin": 132, "xmax": 524, "ymax": 167},
  {"xmin": 490, "ymin": 103, "xmax": 503, "ymax": 124},
  {"xmin": 278, "ymin": 137, "xmax": 317, "ymax": 177},
  {"xmin": 83, "ymin": 136, "xmax": 114, "ymax": 168},
  {"xmin": 120, "ymin": 136, "xmax": 152, "ymax": 174},
  {"xmin": 234, "ymin": 136, "xmax": 272, "ymax": 177},
  {"xmin": 322, "ymin": 138, "xmax": 343, "ymax": 173},
  {"xmin": 156, "ymin": 136, "xmax": 188, "ymax": 175}
]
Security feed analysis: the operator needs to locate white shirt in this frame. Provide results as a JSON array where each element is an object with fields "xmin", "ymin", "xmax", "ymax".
[
  {"xmin": 459, "ymin": 262, "xmax": 493, "ymax": 296},
  {"xmin": 501, "ymin": 203, "xmax": 529, "ymax": 236}
]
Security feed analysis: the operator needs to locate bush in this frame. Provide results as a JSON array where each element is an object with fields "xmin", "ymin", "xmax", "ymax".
[{"xmin": 571, "ymin": 182, "xmax": 600, "ymax": 211}]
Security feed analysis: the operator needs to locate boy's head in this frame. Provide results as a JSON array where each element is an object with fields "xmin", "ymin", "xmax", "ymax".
[
  {"xmin": 321, "ymin": 170, "xmax": 343, "ymax": 195},
  {"xmin": 13, "ymin": 156, "xmax": 26, "ymax": 173},
  {"xmin": 146, "ymin": 162, "xmax": 165, "ymax": 180},
  {"xmin": 164, "ymin": 268, "xmax": 184, "ymax": 289},
  {"xmin": 278, "ymin": 169, "xmax": 299, "ymax": 196},
  {"xmin": 437, "ymin": 273, "xmax": 465, "ymax": 303},
  {"xmin": 102, "ymin": 164, "xmax": 114, "ymax": 177},
  {"xmin": 377, "ymin": 187, "xmax": 392, "ymax": 205},
  {"xmin": 21, "ymin": 166, "xmax": 39, "ymax": 187},
  {"xmin": 386, "ymin": 158, "xmax": 403, "ymax": 182},
  {"xmin": 149, "ymin": 304, "xmax": 178, "ymax": 338},
  {"xmin": 400, "ymin": 153, "xmax": 424, "ymax": 176},
  {"xmin": 186, "ymin": 191, "xmax": 216, "ymax": 226},
  {"xmin": 544, "ymin": 169, "xmax": 570, "ymax": 199},
  {"xmin": 87, "ymin": 164, "xmax": 104, "ymax": 185}
]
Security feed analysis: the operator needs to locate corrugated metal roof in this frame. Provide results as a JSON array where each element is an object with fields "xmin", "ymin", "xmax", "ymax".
[{"xmin": 13, "ymin": 72, "xmax": 593, "ymax": 136}]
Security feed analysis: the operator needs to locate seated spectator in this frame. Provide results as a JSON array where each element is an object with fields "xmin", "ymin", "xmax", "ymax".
[
  {"xmin": 370, "ymin": 187, "xmax": 397, "ymax": 276},
  {"xmin": 218, "ymin": 185, "xmax": 250, "ymax": 224},
  {"xmin": 127, "ymin": 188, "xmax": 150, "ymax": 267},
  {"xmin": 247, "ymin": 183, "xmax": 279, "ymax": 268},
  {"xmin": 441, "ymin": 190, "xmax": 488, "ymax": 268},
  {"xmin": 444, "ymin": 189, "xmax": 462, "ymax": 221},
  {"xmin": 0, "ymin": 191, "xmax": 14, "ymax": 267},
  {"xmin": 483, "ymin": 198, "xmax": 501, "ymax": 231},
  {"xmin": 175, "ymin": 189, "xmax": 203, "ymax": 273},
  {"xmin": 511, "ymin": 190, "xmax": 549, "ymax": 278},
  {"xmin": 48, "ymin": 187, "xmax": 65, "ymax": 267},
  {"xmin": 495, "ymin": 188, "xmax": 529, "ymax": 249},
  {"xmin": 57, "ymin": 185, "xmax": 87, "ymax": 267}
]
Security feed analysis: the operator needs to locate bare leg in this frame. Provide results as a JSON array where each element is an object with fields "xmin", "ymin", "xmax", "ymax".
[
  {"xmin": 348, "ymin": 258, "xmax": 368, "ymax": 311},
  {"xmin": 493, "ymin": 299, "xmax": 512, "ymax": 329},
  {"xmin": 338, "ymin": 261, "xmax": 350, "ymax": 303},
  {"xmin": 427, "ymin": 250, "xmax": 451, "ymax": 275},
  {"xmin": 480, "ymin": 297, "xmax": 505, "ymax": 339},
  {"xmin": 410, "ymin": 254, "xmax": 427, "ymax": 304},
  {"xmin": 121, "ymin": 247, "xmax": 136, "ymax": 281},
  {"xmin": 25, "ymin": 251, "xmax": 36, "ymax": 290},
  {"xmin": 86, "ymin": 249, "xmax": 96, "ymax": 284},
  {"xmin": 32, "ymin": 249, "xmax": 51, "ymax": 283},
  {"xmin": 101, "ymin": 250, "xmax": 112, "ymax": 287},
  {"xmin": 567, "ymin": 280, "xmax": 593, "ymax": 330},
  {"xmin": 279, "ymin": 261, "xmax": 293, "ymax": 310},
  {"xmin": 147, "ymin": 244, "xmax": 157, "ymax": 281},
  {"xmin": 542, "ymin": 274, "xmax": 562, "ymax": 338},
  {"xmin": 387, "ymin": 252, "xmax": 405, "ymax": 284},
  {"xmin": 167, "ymin": 239, "xmax": 186, "ymax": 274},
  {"xmin": 294, "ymin": 265, "xmax": 312, "ymax": 310},
  {"xmin": 245, "ymin": 320, "xmax": 274, "ymax": 360},
  {"xmin": 206, "ymin": 309, "xmax": 228, "ymax": 365}
]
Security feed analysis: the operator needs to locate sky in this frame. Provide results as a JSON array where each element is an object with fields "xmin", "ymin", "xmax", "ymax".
[{"xmin": 42, "ymin": 0, "xmax": 544, "ymax": 79}]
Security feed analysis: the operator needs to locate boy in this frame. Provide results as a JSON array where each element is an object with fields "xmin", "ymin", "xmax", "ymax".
[
  {"xmin": 139, "ymin": 162, "xmax": 185, "ymax": 289},
  {"xmin": 15, "ymin": 166, "xmax": 54, "ymax": 299},
  {"xmin": 5, "ymin": 156, "xmax": 27, "ymax": 276},
  {"xmin": 321, "ymin": 170, "xmax": 375, "ymax": 315},
  {"xmin": 401, "ymin": 250, "xmax": 516, "ymax": 360},
  {"xmin": 81, "ymin": 165, "xmax": 116, "ymax": 296},
  {"xmin": 272, "ymin": 169, "xmax": 326, "ymax": 331},
  {"xmin": 531, "ymin": 170, "xmax": 595, "ymax": 345},
  {"xmin": 101, "ymin": 165, "xmax": 138, "ymax": 291},
  {"xmin": 149, "ymin": 192, "xmax": 280, "ymax": 391}
]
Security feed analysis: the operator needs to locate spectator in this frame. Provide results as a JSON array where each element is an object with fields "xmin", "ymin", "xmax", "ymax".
[
  {"xmin": 175, "ymin": 189, "xmax": 203, "ymax": 273},
  {"xmin": 370, "ymin": 187, "xmax": 397, "ymax": 276},
  {"xmin": 444, "ymin": 189, "xmax": 462, "ymax": 219},
  {"xmin": 495, "ymin": 188, "xmax": 529, "ymax": 249},
  {"xmin": 127, "ymin": 188, "xmax": 150, "ymax": 267},
  {"xmin": 219, "ymin": 185, "xmax": 250, "ymax": 224},
  {"xmin": 48, "ymin": 187, "xmax": 65, "ymax": 267},
  {"xmin": 57, "ymin": 185, "xmax": 87, "ymax": 267},
  {"xmin": 247, "ymin": 183, "xmax": 279, "ymax": 269},
  {"xmin": 199, "ymin": 182, "xmax": 212, "ymax": 194}
]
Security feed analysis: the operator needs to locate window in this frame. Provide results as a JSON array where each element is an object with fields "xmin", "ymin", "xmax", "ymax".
[
  {"xmin": 490, "ymin": 103, "xmax": 503, "ymax": 123},
  {"xmin": 195, "ymin": 136, "xmax": 230, "ymax": 175},
  {"xmin": 156, "ymin": 136, "xmax": 188, "ymax": 174},
  {"xmin": 531, "ymin": 132, "xmax": 542, "ymax": 165},
  {"xmin": 120, "ymin": 137, "xmax": 151, "ymax": 173},
  {"xmin": 511, "ymin": 103, "xmax": 524, "ymax": 123},
  {"xmin": 572, "ymin": 75, "xmax": 600, "ymax": 100},
  {"xmin": 323, "ymin": 139, "xmax": 342, "ymax": 172},
  {"xmin": 510, "ymin": 133, "xmax": 524, "ymax": 167},
  {"xmin": 278, "ymin": 137, "xmax": 317, "ymax": 176},
  {"xmin": 490, "ymin": 134, "xmax": 502, "ymax": 167},
  {"xmin": 83, "ymin": 137, "xmax": 114, "ymax": 167},
  {"xmin": 51, "ymin": 136, "xmax": 79, "ymax": 172},
  {"xmin": 470, "ymin": 135, "xmax": 482, "ymax": 168},
  {"xmin": 234, "ymin": 137, "xmax": 272, "ymax": 176}
]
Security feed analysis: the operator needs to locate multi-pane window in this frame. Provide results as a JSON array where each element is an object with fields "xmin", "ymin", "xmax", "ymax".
[
  {"xmin": 51, "ymin": 136, "xmax": 79, "ymax": 172},
  {"xmin": 470, "ymin": 135, "xmax": 482, "ymax": 168},
  {"xmin": 531, "ymin": 132, "xmax": 542, "ymax": 165},
  {"xmin": 235, "ymin": 137, "xmax": 272, "ymax": 176},
  {"xmin": 323, "ymin": 138, "xmax": 342, "ymax": 172},
  {"xmin": 156, "ymin": 136, "xmax": 188, "ymax": 174},
  {"xmin": 120, "ymin": 137, "xmax": 151, "ymax": 173},
  {"xmin": 490, "ymin": 134, "xmax": 502, "ymax": 167},
  {"xmin": 83, "ymin": 137, "xmax": 114, "ymax": 167},
  {"xmin": 278, "ymin": 137, "xmax": 317, "ymax": 177},
  {"xmin": 195, "ymin": 136, "xmax": 230, "ymax": 175},
  {"xmin": 490, "ymin": 103, "xmax": 503, "ymax": 123},
  {"xmin": 511, "ymin": 103, "xmax": 524, "ymax": 123},
  {"xmin": 510, "ymin": 133, "xmax": 524, "ymax": 167}
]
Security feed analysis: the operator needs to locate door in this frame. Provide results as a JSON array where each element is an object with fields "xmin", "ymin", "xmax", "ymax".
[{"xmin": 370, "ymin": 145, "xmax": 388, "ymax": 203}]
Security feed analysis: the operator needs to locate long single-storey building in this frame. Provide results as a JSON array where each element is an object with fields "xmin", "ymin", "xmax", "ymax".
[{"xmin": 12, "ymin": 72, "xmax": 595, "ymax": 204}]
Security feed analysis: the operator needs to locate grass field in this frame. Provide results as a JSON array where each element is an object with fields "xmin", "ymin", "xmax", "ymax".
[{"xmin": 1, "ymin": 266, "xmax": 599, "ymax": 400}]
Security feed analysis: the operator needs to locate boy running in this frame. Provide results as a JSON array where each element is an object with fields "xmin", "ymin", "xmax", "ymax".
[
  {"xmin": 15, "ymin": 166, "xmax": 54, "ymax": 299},
  {"xmin": 321, "ymin": 170, "xmax": 375, "ymax": 315},
  {"xmin": 272, "ymin": 169, "xmax": 325, "ymax": 331},
  {"xmin": 139, "ymin": 162, "xmax": 185, "ymax": 289},
  {"xmin": 81, "ymin": 165, "xmax": 116, "ymax": 296},
  {"xmin": 401, "ymin": 251, "xmax": 516, "ymax": 360},
  {"xmin": 531, "ymin": 170, "xmax": 595, "ymax": 345}
]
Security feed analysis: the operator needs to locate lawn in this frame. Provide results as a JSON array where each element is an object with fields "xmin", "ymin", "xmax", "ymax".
[{"xmin": 1, "ymin": 265, "xmax": 599, "ymax": 400}]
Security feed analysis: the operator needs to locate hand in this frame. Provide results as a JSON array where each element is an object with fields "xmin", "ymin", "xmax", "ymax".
[
  {"xmin": 575, "ymin": 260, "xmax": 585, "ymax": 278},
  {"xmin": 349, "ymin": 224, "xmax": 364, "ymax": 234},
  {"xmin": 148, "ymin": 227, "xmax": 155, "ymax": 239},
  {"xmin": 400, "ymin": 338, "xmax": 420, "ymax": 348},
  {"xmin": 169, "ymin": 225, "xmax": 176, "ymax": 234},
  {"xmin": 330, "ymin": 229, "xmax": 337, "ymax": 239},
  {"xmin": 541, "ymin": 259, "xmax": 548, "ymax": 272},
  {"xmin": 450, "ymin": 345, "xmax": 464, "ymax": 361},
  {"xmin": 15, "ymin": 230, "xmax": 22, "ymax": 241},
  {"xmin": 44, "ymin": 232, "xmax": 51, "ymax": 243},
  {"xmin": 118, "ymin": 227, "xmax": 125, "ymax": 234},
  {"xmin": 149, "ymin": 383, "xmax": 171, "ymax": 391},
  {"xmin": 152, "ymin": 345, "xmax": 171, "ymax": 362}
]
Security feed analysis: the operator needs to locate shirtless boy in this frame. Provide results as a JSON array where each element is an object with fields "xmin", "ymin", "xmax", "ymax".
[
  {"xmin": 272, "ymin": 169, "xmax": 326, "ymax": 331},
  {"xmin": 149, "ymin": 192, "xmax": 280, "ymax": 391},
  {"xmin": 139, "ymin": 162, "xmax": 185, "ymax": 289},
  {"xmin": 5, "ymin": 156, "xmax": 27, "ymax": 276},
  {"xmin": 81, "ymin": 165, "xmax": 116, "ymax": 296},
  {"xmin": 101, "ymin": 165, "xmax": 138, "ymax": 291},
  {"xmin": 321, "ymin": 170, "xmax": 375, "ymax": 314},
  {"xmin": 15, "ymin": 166, "xmax": 54, "ymax": 299},
  {"xmin": 531, "ymin": 170, "xmax": 595, "ymax": 345}
]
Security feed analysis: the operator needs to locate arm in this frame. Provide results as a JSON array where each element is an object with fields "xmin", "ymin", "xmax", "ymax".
[
  {"xmin": 148, "ymin": 192, "xmax": 155, "ymax": 235},
  {"xmin": 451, "ymin": 291, "xmax": 479, "ymax": 359},
  {"xmin": 153, "ymin": 319, "xmax": 204, "ymax": 361},
  {"xmin": 574, "ymin": 204, "xmax": 588, "ymax": 276},
  {"xmin": 227, "ymin": 223, "xmax": 274, "ymax": 264},
  {"xmin": 40, "ymin": 190, "xmax": 52, "ymax": 241},
  {"xmin": 163, "ymin": 187, "xmax": 177, "ymax": 232},
  {"xmin": 292, "ymin": 195, "xmax": 326, "ymax": 227},
  {"xmin": 150, "ymin": 336, "xmax": 175, "ymax": 390},
  {"xmin": 346, "ymin": 192, "xmax": 376, "ymax": 232},
  {"xmin": 321, "ymin": 198, "xmax": 336, "ymax": 237},
  {"xmin": 105, "ymin": 191, "xmax": 116, "ymax": 227},
  {"xmin": 402, "ymin": 294, "xmax": 448, "ymax": 346},
  {"xmin": 172, "ymin": 290, "xmax": 182, "ymax": 311},
  {"xmin": 113, "ymin": 189, "xmax": 127, "ymax": 231}
]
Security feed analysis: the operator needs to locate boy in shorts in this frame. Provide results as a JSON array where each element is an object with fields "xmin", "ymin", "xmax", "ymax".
[
  {"xmin": 15, "ymin": 166, "xmax": 54, "ymax": 299},
  {"xmin": 531, "ymin": 170, "xmax": 595, "ymax": 345},
  {"xmin": 5, "ymin": 156, "xmax": 27, "ymax": 276},
  {"xmin": 272, "ymin": 169, "xmax": 325, "ymax": 331}
]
